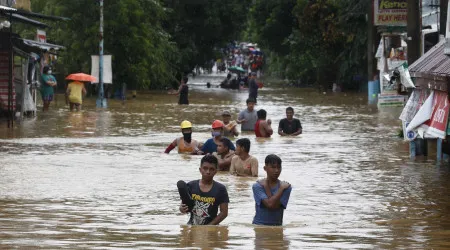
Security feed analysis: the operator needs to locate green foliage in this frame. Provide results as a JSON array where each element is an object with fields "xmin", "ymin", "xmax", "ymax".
[
  {"xmin": 163, "ymin": 0, "xmax": 251, "ymax": 73},
  {"xmin": 246, "ymin": 0, "xmax": 369, "ymax": 90},
  {"xmin": 23, "ymin": 0, "xmax": 250, "ymax": 90}
]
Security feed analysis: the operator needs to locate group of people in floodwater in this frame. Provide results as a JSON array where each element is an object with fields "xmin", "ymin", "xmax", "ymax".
[{"xmin": 165, "ymin": 92, "xmax": 302, "ymax": 225}]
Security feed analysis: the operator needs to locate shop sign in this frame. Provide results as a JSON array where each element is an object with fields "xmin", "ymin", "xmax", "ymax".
[
  {"xmin": 373, "ymin": 0, "xmax": 407, "ymax": 26},
  {"xmin": 425, "ymin": 91, "xmax": 449, "ymax": 139}
]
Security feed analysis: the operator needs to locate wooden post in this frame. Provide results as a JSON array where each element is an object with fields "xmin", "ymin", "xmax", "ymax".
[
  {"xmin": 407, "ymin": 0, "xmax": 421, "ymax": 65},
  {"xmin": 410, "ymin": 140, "xmax": 416, "ymax": 159},
  {"xmin": 437, "ymin": 138, "xmax": 443, "ymax": 162},
  {"xmin": 440, "ymin": 0, "xmax": 448, "ymax": 36},
  {"xmin": 368, "ymin": 0, "xmax": 376, "ymax": 82}
]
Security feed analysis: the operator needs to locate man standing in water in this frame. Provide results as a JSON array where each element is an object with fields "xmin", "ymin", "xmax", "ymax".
[
  {"xmin": 278, "ymin": 107, "xmax": 302, "ymax": 136},
  {"xmin": 40, "ymin": 66, "xmax": 57, "ymax": 111},
  {"xmin": 248, "ymin": 72, "xmax": 258, "ymax": 102},
  {"xmin": 169, "ymin": 76, "xmax": 189, "ymax": 105},
  {"xmin": 212, "ymin": 138, "xmax": 235, "ymax": 171},
  {"xmin": 255, "ymin": 109, "xmax": 273, "ymax": 138},
  {"xmin": 221, "ymin": 110, "xmax": 239, "ymax": 137},
  {"xmin": 237, "ymin": 98, "xmax": 258, "ymax": 132},
  {"xmin": 165, "ymin": 120, "xmax": 202, "ymax": 154},
  {"xmin": 179, "ymin": 155, "xmax": 229, "ymax": 225},
  {"xmin": 252, "ymin": 154, "xmax": 291, "ymax": 226},
  {"xmin": 230, "ymin": 138, "xmax": 258, "ymax": 177},
  {"xmin": 200, "ymin": 120, "xmax": 236, "ymax": 154}
]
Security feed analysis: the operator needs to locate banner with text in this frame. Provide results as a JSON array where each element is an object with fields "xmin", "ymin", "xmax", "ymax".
[
  {"xmin": 374, "ymin": 0, "xmax": 407, "ymax": 26},
  {"xmin": 423, "ymin": 91, "xmax": 449, "ymax": 139}
]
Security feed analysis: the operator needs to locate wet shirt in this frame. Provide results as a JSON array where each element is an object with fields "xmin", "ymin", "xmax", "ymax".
[
  {"xmin": 176, "ymin": 137, "xmax": 200, "ymax": 154},
  {"xmin": 252, "ymin": 181, "xmax": 292, "ymax": 226},
  {"xmin": 201, "ymin": 138, "xmax": 235, "ymax": 154},
  {"xmin": 179, "ymin": 84, "xmax": 189, "ymax": 105},
  {"xmin": 40, "ymin": 74, "xmax": 56, "ymax": 97},
  {"xmin": 278, "ymin": 118, "xmax": 302, "ymax": 135},
  {"xmin": 229, "ymin": 155, "xmax": 258, "ymax": 177},
  {"xmin": 67, "ymin": 82, "xmax": 84, "ymax": 104},
  {"xmin": 238, "ymin": 109, "xmax": 258, "ymax": 131},
  {"xmin": 187, "ymin": 180, "xmax": 229, "ymax": 225}
]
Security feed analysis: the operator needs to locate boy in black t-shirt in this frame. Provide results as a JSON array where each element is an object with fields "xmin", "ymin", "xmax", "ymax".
[
  {"xmin": 278, "ymin": 107, "xmax": 302, "ymax": 136},
  {"xmin": 179, "ymin": 155, "xmax": 229, "ymax": 225}
]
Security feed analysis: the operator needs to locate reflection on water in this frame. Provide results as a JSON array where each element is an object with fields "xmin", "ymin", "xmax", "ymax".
[
  {"xmin": 254, "ymin": 227, "xmax": 289, "ymax": 250},
  {"xmin": 1, "ymin": 74, "xmax": 450, "ymax": 249},
  {"xmin": 179, "ymin": 225, "xmax": 229, "ymax": 250}
]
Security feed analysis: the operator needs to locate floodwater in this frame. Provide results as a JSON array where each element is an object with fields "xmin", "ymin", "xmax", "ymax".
[{"xmin": 1, "ymin": 73, "xmax": 450, "ymax": 249}]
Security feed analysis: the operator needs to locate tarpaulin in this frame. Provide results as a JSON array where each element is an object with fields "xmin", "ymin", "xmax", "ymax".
[{"xmin": 420, "ymin": 91, "xmax": 449, "ymax": 139}]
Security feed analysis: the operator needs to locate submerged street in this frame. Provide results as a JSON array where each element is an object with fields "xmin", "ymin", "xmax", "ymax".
[{"xmin": 1, "ymin": 74, "xmax": 450, "ymax": 249}]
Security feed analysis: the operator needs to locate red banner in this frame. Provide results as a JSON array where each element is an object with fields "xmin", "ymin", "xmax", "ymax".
[{"xmin": 426, "ymin": 91, "xmax": 449, "ymax": 139}]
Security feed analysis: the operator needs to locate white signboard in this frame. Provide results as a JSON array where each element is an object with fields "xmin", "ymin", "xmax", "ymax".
[
  {"xmin": 36, "ymin": 29, "xmax": 46, "ymax": 43},
  {"xmin": 91, "ymin": 55, "xmax": 113, "ymax": 84}
]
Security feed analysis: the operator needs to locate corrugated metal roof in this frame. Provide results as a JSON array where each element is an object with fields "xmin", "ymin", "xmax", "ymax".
[
  {"xmin": 409, "ymin": 40, "xmax": 450, "ymax": 77},
  {"xmin": 21, "ymin": 39, "xmax": 64, "ymax": 51},
  {"xmin": 0, "ymin": 5, "xmax": 17, "ymax": 12}
]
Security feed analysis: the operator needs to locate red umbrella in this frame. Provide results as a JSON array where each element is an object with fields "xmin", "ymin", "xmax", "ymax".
[{"xmin": 65, "ymin": 73, "xmax": 97, "ymax": 82}]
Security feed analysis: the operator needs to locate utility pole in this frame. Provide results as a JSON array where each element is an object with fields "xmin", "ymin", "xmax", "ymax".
[
  {"xmin": 407, "ymin": 0, "xmax": 421, "ymax": 65},
  {"xmin": 96, "ymin": 0, "xmax": 107, "ymax": 108},
  {"xmin": 440, "ymin": 0, "xmax": 448, "ymax": 36},
  {"xmin": 367, "ymin": 0, "xmax": 376, "ymax": 82}
]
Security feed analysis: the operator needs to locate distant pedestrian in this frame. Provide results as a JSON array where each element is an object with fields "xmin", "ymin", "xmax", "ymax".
[
  {"xmin": 252, "ymin": 154, "xmax": 292, "ymax": 226},
  {"xmin": 248, "ymin": 72, "xmax": 258, "ymax": 102},
  {"xmin": 169, "ymin": 76, "xmax": 189, "ymax": 105},
  {"xmin": 40, "ymin": 66, "xmax": 57, "ymax": 112},
  {"xmin": 278, "ymin": 107, "xmax": 302, "ymax": 136},
  {"xmin": 66, "ymin": 81, "xmax": 86, "ymax": 111}
]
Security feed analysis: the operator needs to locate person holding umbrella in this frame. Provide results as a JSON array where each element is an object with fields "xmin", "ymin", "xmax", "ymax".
[
  {"xmin": 65, "ymin": 73, "xmax": 97, "ymax": 111},
  {"xmin": 66, "ymin": 81, "xmax": 87, "ymax": 111}
]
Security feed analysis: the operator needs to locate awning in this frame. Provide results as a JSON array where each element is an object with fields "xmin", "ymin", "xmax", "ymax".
[
  {"xmin": 0, "ymin": 5, "xmax": 68, "ymax": 28},
  {"xmin": 0, "ymin": 5, "xmax": 17, "ymax": 13},
  {"xmin": 21, "ymin": 39, "xmax": 64, "ymax": 51},
  {"xmin": 10, "ymin": 13, "xmax": 49, "ymax": 28},
  {"xmin": 409, "ymin": 40, "xmax": 450, "ymax": 91}
]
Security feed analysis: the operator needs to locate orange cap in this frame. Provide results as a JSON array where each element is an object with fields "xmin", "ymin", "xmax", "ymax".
[{"xmin": 212, "ymin": 120, "xmax": 224, "ymax": 129}]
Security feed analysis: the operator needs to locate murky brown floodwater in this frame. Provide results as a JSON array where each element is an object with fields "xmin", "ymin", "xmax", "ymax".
[{"xmin": 1, "ymin": 73, "xmax": 450, "ymax": 249}]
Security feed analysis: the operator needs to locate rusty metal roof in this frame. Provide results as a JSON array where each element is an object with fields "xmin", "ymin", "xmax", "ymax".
[{"xmin": 409, "ymin": 40, "xmax": 450, "ymax": 77}]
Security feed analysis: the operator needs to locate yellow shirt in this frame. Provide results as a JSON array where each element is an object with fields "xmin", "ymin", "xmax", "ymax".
[
  {"xmin": 176, "ymin": 137, "xmax": 199, "ymax": 154},
  {"xmin": 67, "ymin": 82, "xmax": 84, "ymax": 104},
  {"xmin": 230, "ymin": 155, "xmax": 258, "ymax": 177}
]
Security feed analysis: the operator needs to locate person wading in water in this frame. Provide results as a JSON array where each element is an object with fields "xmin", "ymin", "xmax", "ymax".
[
  {"xmin": 165, "ymin": 120, "xmax": 202, "ymax": 154},
  {"xmin": 169, "ymin": 76, "xmax": 189, "ymax": 105},
  {"xmin": 199, "ymin": 120, "xmax": 236, "ymax": 154}
]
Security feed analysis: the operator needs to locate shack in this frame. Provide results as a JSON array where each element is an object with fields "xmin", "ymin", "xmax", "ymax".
[
  {"xmin": 0, "ymin": 4, "xmax": 66, "ymax": 127},
  {"xmin": 401, "ymin": 39, "xmax": 450, "ymax": 161}
]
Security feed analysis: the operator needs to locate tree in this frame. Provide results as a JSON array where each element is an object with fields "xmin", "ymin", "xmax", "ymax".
[{"xmin": 29, "ymin": 0, "xmax": 178, "ymax": 90}]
